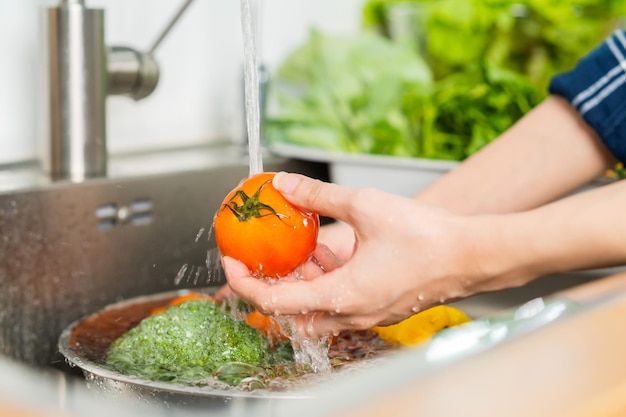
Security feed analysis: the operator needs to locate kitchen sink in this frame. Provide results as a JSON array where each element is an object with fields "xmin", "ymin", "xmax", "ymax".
[
  {"xmin": 0, "ymin": 144, "xmax": 329, "ymax": 367},
  {"xmin": 1, "ymin": 143, "xmax": 625, "ymax": 416},
  {"xmin": 0, "ymin": 144, "xmax": 611, "ymax": 368}
]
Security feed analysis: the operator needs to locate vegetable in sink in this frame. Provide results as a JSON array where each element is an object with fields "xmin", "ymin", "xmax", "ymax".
[
  {"xmin": 105, "ymin": 299, "xmax": 292, "ymax": 384},
  {"xmin": 103, "ymin": 294, "xmax": 473, "ymax": 388}
]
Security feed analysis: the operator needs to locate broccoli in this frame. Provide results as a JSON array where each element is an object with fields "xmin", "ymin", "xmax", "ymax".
[{"xmin": 105, "ymin": 300, "xmax": 289, "ymax": 384}]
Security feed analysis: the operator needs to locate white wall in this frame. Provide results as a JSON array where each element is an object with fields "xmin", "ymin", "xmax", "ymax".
[{"xmin": 0, "ymin": 0, "xmax": 363, "ymax": 165}]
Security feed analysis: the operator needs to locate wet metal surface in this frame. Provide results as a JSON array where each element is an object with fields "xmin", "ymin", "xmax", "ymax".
[{"xmin": 0, "ymin": 145, "xmax": 327, "ymax": 366}]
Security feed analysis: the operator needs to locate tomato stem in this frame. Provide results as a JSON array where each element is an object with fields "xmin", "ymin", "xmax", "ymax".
[{"xmin": 223, "ymin": 179, "xmax": 286, "ymax": 222}]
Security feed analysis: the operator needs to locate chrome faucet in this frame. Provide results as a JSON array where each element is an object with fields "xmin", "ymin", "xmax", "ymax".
[{"xmin": 43, "ymin": 0, "xmax": 195, "ymax": 181}]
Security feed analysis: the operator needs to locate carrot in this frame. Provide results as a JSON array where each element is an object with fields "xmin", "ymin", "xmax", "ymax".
[
  {"xmin": 245, "ymin": 310, "xmax": 289, "ymax": 342},
  {"xmin": 150, "ymin": 292, "xmax": 213, "ymax": 315}
]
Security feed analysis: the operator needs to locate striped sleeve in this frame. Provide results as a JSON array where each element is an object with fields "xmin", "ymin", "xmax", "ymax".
[{"xmin": 549, "ymin": 29, "xmax": 626, "ymax": 163}]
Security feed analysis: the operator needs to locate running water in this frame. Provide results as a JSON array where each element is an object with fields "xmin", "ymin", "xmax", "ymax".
[
  {"xmin": 240, "ymin": 0, "xmax": 263, "ymax": 177},
  {"xmin": 238, "ymin": 0, "xmax": 331, "ymax": 374}
]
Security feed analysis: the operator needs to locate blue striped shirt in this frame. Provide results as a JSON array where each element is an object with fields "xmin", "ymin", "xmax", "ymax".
[{"xmin": 549, "ymin": 29, "xmax": 626, "ymax": 163}]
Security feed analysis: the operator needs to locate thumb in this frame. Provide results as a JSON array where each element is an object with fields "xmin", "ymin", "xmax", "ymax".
[{"xmin": 272, "ymin": 172, "xmax": 357, "ymax": 223}]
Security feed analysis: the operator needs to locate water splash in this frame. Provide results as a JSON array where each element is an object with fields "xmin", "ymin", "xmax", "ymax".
[
  {"xmin": 194, "ymin": 226, "xmax": 206, "ymax": 242},
  {"xmin": 276, "ymin": 315, "xmax": 332, "ymax": 374},
  {"xmin": 293, "ymin": 337, "xmax": 332, "ymax": 374},
  {"xmin": 174, "ymin": 252, "xmax": 223, "ymax": 286}
]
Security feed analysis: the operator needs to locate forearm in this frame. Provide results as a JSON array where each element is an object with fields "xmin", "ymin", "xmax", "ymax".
[
  {"xmin": 418, "ymin": 96, "xmax": 615, "ymax": 215},
  {"xmin": 471, "ymin": 180, "xmax": 626, "ymax": 292}
]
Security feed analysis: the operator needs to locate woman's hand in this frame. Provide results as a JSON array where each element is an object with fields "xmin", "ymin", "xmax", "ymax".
[
  {"xmin": 222, "ymin": 173, "xmax": 508, "ymax": 337},
  {"xmin": 317, "ymin": 221, "xmax": 355, "ymax": 263},
  {"xmin": 221, "ymin": 97, "xmax": 626, "ymax": 338}
]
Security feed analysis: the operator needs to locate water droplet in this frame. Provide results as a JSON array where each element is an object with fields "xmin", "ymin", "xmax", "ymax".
[
  {"xmin": 270, "ymin": 295, "xmax": 278, "ymax": 304},
  {"xmin": 417, "ymin": 293, "xmax": 425, "ymax": 301},
  {"xmin": 195, "ymin": 227, "xmax": 206, "ymax": 242},
  {"xmin": 411, "ymin": 305, "xmax": 420, "ymax": 313},
  {"xmin": 300, "ymin": 309, "xmax": 308, "ymax": 315},
  {"xmin": 330, "ymin": 296, "xmax": 343, "ymax": 309},
  {"xmin": 174, "ymin": 264, "xmax": 188, "ymax": 285}
]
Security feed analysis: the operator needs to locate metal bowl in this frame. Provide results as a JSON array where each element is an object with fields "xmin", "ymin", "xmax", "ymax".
[
  {"xmin": 58, "ymin": 288, "xmax": 317, "ymax": 407},
  {"xmin": 58, "ymin": 288, "xmax": 392, "ymax": 408}
]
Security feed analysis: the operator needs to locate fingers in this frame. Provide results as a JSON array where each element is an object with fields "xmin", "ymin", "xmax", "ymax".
[
  {"xmin": 296, "ymin": 244, "xmax": 344, "ymax": 282},
  {"xmin": 318, "ymin": 221, "xmax": 356, "ymax": 262},
  {"xmin": 221, "ymin": 241, "xmax": 346, "ymax": 317},
  {"xmin": 223, "ymin": 256, "xmax": 383, "ymax": 338},
  {"xmin": 311, "ymin": 243, "xmax": 345, "ymax": 273},
  {"xmin": 272, "ymin": 172, "xmax": 358, "ymax": 224},
  {"xmin": 223, "ymin": 256, "xmax": 342, "ymax": 316},
  {"xmin": 290, "ymin": 312, "xmax": 377, "ymax": 339}
]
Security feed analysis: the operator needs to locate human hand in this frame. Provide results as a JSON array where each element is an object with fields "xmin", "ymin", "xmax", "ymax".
[
  {"xmin": 222, "ymin": 173, "xmax": 495, "ymax": 337},
  {"xmin": 214, "ymin": 220, "xmax": 345, "ymax": 306},
  {"xmin": 317, "ymin": 221, "xmax": 355, "ymax": 263}
]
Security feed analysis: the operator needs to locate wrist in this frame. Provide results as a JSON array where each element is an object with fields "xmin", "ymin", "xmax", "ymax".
[{"xmin": 460, "ymin": 213, "xmax": 541, "ymax": 294}]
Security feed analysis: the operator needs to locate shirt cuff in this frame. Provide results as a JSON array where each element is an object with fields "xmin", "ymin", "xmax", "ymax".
[{"xmin": 549, "ymin": 30, "xmax": 626, "ymax": 163}]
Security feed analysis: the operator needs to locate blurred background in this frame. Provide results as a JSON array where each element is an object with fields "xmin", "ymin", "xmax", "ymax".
[{"xmin": 3, "ymin": 0, "xmax": 624, "ymax": 167}]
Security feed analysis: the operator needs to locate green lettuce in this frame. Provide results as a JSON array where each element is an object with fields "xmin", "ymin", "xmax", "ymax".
[
  {"xmin": 265, "ymin": 29, "xmax": 433, "ymax": 157},
  {"xmin": 265, "ymin": 1, "xmax": 622, "ymax": 160}
]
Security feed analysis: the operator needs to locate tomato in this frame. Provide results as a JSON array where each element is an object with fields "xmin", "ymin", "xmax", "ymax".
[{"xmin": 213, "ymin": 172, "xmax": 319, "ymax": 279}]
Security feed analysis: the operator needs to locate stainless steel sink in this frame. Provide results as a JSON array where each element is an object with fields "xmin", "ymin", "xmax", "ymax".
[
  {"xmin": 0, "ymin": 144, "xmax": 328, "ymax": 366},
  {"xmin": 1, "ymin": 144, "xmax": 624, "ymax": 416},
  {"xmin": 0, "ymin": 144, "xmax": 610, "ymax": 368}
]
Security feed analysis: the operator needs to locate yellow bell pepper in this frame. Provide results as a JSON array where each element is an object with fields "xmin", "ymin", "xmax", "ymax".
[{"xmin": 372, "ymin": 305, "xmax": 471, "ymax": 346}]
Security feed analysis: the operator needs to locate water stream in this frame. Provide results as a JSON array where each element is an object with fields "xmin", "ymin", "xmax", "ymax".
[
  {"xmin": 240, "ymin": 0, "xmax": 263, "ymax": 177},
  {"xmin": 238, "ymin": 0, "xmax": 331, "ymax": 374}
]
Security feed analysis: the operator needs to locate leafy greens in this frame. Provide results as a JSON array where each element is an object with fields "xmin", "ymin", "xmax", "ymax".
[
  {"xmin": 265, "ymin": 0, "xmax": 623, "ymax": 161},
  {"xmin": 265, "ymin": 30, "xmax": 433, "ymax": 157}
]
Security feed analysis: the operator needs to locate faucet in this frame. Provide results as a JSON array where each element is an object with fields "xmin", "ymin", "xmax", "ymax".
[{"xmin": 43, "ymin": 0, "xmax": 195, "ymax": 181}]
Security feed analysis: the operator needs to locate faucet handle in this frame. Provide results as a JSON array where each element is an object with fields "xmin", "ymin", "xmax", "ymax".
[
  {"xmin": 107, "ymin": 0, "xmax": 196, "ymax": 100},
  {"xmin": 107, "ymin": 47, "xmax": 159, "ymax": 101},
  {"xmin": 147, "ymin": 0, "xmax": 196, "ymax": 56}
]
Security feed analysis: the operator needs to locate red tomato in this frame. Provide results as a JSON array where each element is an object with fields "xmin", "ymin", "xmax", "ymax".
[{"xmin": 213, "ymin": 172, "xmax": 319, "ymax": 278}]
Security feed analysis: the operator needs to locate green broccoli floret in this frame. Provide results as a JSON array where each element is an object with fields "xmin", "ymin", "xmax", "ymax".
[{"xmin": 105, "ymin": 300, "xmax": 286, "ymax": 383}]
